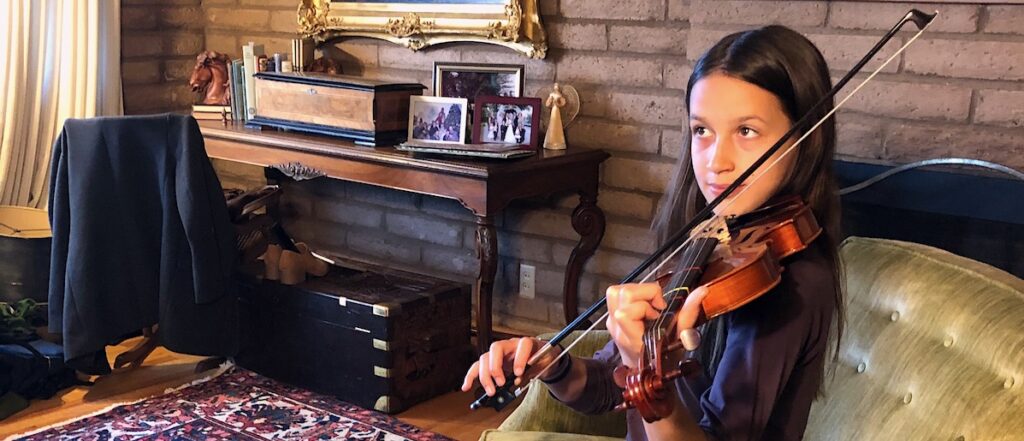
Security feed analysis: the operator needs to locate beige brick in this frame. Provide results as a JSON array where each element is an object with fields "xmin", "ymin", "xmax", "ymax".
[
  {"xmin": 691, "ymin": 0, "xmax": 827, "ymax": 26},
  {"xmin": 379, "ymin": 45, "xmax": 462, "ymax": 71},
  {"xmin": 539, "ymin": 0, "xmax": 559, "ymax": 17},
  {"xmin": 121, "ymin": 34, "xmax": 164, "ymax": 58},
  {"xmin": 686, "ymin": 27, "xmax": 732, "ymax": 62},
  {"xmin": 836, "ymin": 119, "xmax": 884, "ymax": 160},
  {"xmin": 123, "ymin": 84, "xmax": 175, "ymax": 114},
  {"xmin": 548, "ymin": 23, "xmax": 607, "ymax": 51},
  {"xmin": 316, "ymin": 200, "xmax": 384, "ymax": 229},
  {"xmin": 886, "ymin": 123, "xmax": 1024, "ymax": 169},
  {"xmin": 603, "ymin": 222, "xmax": 656, "ymax": 254},
  {"xmin": 496, "ymin": 296, "xmax": 551, "ymax": 322},
  {"xmin": 596, "ymin": 189, "xmax": 657, "ymax": 221},
  {"xmin": 239, "ymin": 0, "xmax": 295, "ymax": 7},
  {"xmin": 122, "ymin": 7, "xmax": 157, "ymax": 30},
  {"xmin": 609, "ymin": 25, "xmax": 687, "ymax": 55},
  {"xmin": 120, "ymin": 60, "xmax": 161, "ymax": 85},
  {"xmin": 421, "ymin": 246, "xmax": 478, "ymax": 278},
  {"xmin": 578, "ymin": 87, "xmax": 610, "ymax": 117},
  {"xmin": 167, "ymin": 33, "xmax": 204, "ymax": 56},
  {"xmin": 236, "ymin": 35, "xmax": 295, "ymax": 57},
  {"xmin": 347, "ymin": 230, "xmax": 421, "ymax": 264},
  {"xmin": 842, "ymin": 80, "xmax": 971, "ymax": 121},
  {"xmin": 163, "ymin": 58, "xmax": 195, "ymax": 81},
  {"xmin": 606, "ymin": 92, "xmax": 685, "ymax": 126},
  {"xmin": 160, "ymin": 6, "xmax": 205, "ymax": 29},
  {"xmin": 974, "ymin": 90, "xmax": 1024, "ymax": 127},
  {"xmin": 461, "ymin": 50, "xmax": 555, "ymax": 81},
  {"xmin": 270, "ymin": 10, "xmax": 301, "ymax": 34},
  {"xmin": 829, "ymin": 3, "xmax": 979, "ymax": 33},
  {"xmin": 561, "ymin": 0, "xmax": 664, "ymax": 21},
  {"xmin": 604, "ymin": 157, "xmax": 676, "ymax": 193},
  {"xmin": 905, "ymin": 39, "xmax": 1024, "ymax": 81},
  {"xmin": 554, "ymin": 244, "xmax": 645, "ymax": 279},
  {"xmin": 808, "ymin": 33, "xmax": 901, "ymax": 73},
  {"xmin": 498, "ymin": 234, "xmax": 552, "ymax": 263},
  {"xmin": 984, "ymin": 6, "xmax": 1024, "ymax": 35},
  {"xmin": 567, "ymin": 118, "xmax": 661, "ymax": 154},
  {"xmin": 504, "ymin": 208, "xmax": 578, "ymax": 241},
  {"xmin": 204, "ymin": 33, "xmax": 238, "ymax": 57},
  {"xmin": 664, "ymin": 63, "xmax": 692, "ymax": 90},
  {"xmin": 206, "ymin": 8, "xmax": 269, "ymax": 29},
  {"xmin": 669, "ymin": 0, "xmax": 690, "ymax": 21},
  {"xmin": 323, "ymin": 42, "xmax": 380, "ymax": 67},
  {"xmin": 661, "ymin": 128, "xmax": 685, "ymax": 159},
  {"xmin": 558, "ymin": 54, "xmax": 661, "ymax": 87}
]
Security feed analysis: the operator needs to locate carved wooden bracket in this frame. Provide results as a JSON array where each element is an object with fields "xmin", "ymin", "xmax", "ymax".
[{"xmin": 271, "ymin": 161, "xmax": 327, "ymax": 181}]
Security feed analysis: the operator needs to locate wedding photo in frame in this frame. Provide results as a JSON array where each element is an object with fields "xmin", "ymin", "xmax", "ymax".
[
  {"xmin": 408, "ymin": 95, "xmax": 469, "ymax": 144},
  {"xmin": 472, "ymin": 95, "xmax": 541, "ymax": 149},
  {"xmin": 433, "ymin": 62, "xmax": 524, "ymax": 102}
]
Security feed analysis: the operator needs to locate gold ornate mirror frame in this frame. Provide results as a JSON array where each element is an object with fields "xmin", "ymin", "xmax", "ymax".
[{"xmin": 298, "ymin": 0, "xmax": 547, "ymax": 59}]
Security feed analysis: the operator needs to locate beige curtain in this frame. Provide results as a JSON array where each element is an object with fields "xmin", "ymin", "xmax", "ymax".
[{"xmin": 0, "ymin": 0, "xmax": 122, "ymax": 208}]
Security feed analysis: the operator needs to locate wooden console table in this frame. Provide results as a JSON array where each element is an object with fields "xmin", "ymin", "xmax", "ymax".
[{"xmin": 199, "ymin": 121, "xmax": 609, "ymax": 354}]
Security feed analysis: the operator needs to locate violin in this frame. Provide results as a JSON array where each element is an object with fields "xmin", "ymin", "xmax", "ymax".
[
  {"xmin": 615, "ymin": 196, "xmax": 822, "ymax": 422},
  {"xmin": 470, "ymin": 9, "xmax": 937, "ymax": 417}
]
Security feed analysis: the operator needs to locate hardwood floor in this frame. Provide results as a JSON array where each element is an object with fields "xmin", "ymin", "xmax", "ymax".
[{"xmin": 0, "ymin": 337, "xmax": 516, "ymax": 440}]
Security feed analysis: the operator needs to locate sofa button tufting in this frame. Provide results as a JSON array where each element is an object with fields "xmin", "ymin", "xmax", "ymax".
[
  {"xmin": 902, "ymin": 393, "xmax": 913, "ymax": 404},
  {"xmin": 1005, "ymin": 377, "xmax": 1016, "ymax": 389},
  {"xmin": 890, "ymin": 311, "xmax": 900, "ymax": 322},
  {"xmin": 943, "ymin": 336, "xmax": 954, "ymax": 347},
  {"xmin": 857, "ymin": 362, "xmax": 867, "ymax": 373}
]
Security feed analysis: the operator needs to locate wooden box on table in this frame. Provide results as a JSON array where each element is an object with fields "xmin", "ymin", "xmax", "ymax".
[
  {"xmin": 236, "ymin": 259, "xmax": 473, "ymax": 414},
  {"xmin": 248, "ymin": 72, "xmax": 425, "ymax": 147}
]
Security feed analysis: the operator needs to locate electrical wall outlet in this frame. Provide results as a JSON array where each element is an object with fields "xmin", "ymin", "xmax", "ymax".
[{"xmin": 519, "ymin": 264, "xmax": 536, "ymax": 299}]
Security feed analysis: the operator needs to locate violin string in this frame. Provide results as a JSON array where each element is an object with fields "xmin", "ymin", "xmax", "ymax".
[{"xmin": 514, "ymin": 17, "xmax": 934, "ymax": 393}]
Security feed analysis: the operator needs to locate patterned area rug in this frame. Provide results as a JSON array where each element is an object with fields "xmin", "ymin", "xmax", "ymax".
[{"xmin": 11, "ymin": 367, "xmax": 452, "ymax": 441}]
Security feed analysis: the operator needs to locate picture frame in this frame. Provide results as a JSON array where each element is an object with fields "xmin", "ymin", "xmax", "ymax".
[
  {"xmin": 408, "ymin": 95, "xmax": 469, "ymax": 144},
  {"xmin": 473, "ymin": 96, "xmax": 542, "ymax": 149},
  {"xmin": 433, "ymin": 62, "xmax": 525, "ymax": 102},
  {"xmin": 297, "ymin": 0, "xmax": 548, "ymax": 59}
]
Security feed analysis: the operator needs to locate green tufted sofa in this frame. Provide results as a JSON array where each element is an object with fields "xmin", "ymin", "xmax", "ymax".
[{"xmin": 480, "ymin": 237, "xmax": 1024, "ymax": 441}]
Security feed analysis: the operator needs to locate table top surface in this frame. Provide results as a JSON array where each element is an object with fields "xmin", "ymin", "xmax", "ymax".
[{"xmin": 199, "ymin": 121, "xmax": 609, "ymax": 180}]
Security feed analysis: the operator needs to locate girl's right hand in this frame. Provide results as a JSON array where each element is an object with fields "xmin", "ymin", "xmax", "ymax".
[{"xmin": 461, "ymin": 337, "xmax": 562, "ymax": 396}]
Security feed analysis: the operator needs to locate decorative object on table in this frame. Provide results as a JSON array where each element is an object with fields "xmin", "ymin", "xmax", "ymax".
[
  {"xmin": 241, "ymin": 41, "xmax": 265, "ymax": 120},
  {"xmin": 543, "ymin": 83, "xmax": 569, "ymax": 150},
  {"xmin": 188, "ymin": 51, "xmax": 231, "ymax": 106},
  {"xmin": 236, "ymin": 257, "xmax": 473, "ymax": 414},
  {"xmin": 473, "ymin": 95, "xmax": 542, "ymax": 149},
  {"xmin": 433, "ymin": 62, "xmax": 524, "ymax": 102},
  {"xmin": 407, "ymin": 95, "xmax": 469, "ymax": 145},
  {"xmin": 7, "ymin": 366, "xmax": 454, "ymax": 440},
  {"xmin": 280, "ymin": 60, "xmax": 293, "ymax": 72},
  {"xmin": 397, "ymin": 140, "xmax": 536, "ymax": 159},
  {"xmin": 291, "ymin": 37, "xmax": 316, "ymax": 72},
  {"xmin": 298, "ymin": 0, "xmax": 547, "ymax": 59},
  {"xmin": 247, "ymin": 72, "xmax": 425, "ymax": 146},
  {"xmin": 307, "ymin": 55, "xmax": 343, "ymax": 75},
  {"xmin": 0, "ymin": 206, "xmax": 50, "ymax": 303},
  {"xmin": 538, "ymin": 82, "xmax": 580, "ymax": 134}
]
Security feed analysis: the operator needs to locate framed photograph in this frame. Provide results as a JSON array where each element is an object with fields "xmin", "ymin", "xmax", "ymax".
[
  {"xmin": 433, "ymin": 62, "xmax": 524, "ymax": 102},
  {"xmin": 408, "ymin": 96, "xmax": 469, "ymax": 144},
  {"xmin": 473, "ymin": 96, "xmax": 542, "ymax": 149}
]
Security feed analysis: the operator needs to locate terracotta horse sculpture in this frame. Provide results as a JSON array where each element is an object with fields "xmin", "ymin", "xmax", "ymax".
[{"xmin": 189, "ymin": 51, "xmax": 231, "ymax": 106}]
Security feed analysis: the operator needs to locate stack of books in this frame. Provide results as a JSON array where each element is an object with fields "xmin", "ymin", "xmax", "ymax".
[{"xmin": 191, "ymin": 104, "xmax": 231, "ymax": 121}]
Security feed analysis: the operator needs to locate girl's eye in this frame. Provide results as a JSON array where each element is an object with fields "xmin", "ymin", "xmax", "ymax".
[
  {"xmin": 739, "ymin": 126, "xmax": 759, "ymax": 138},
  {"xmin": 692, "ymin": 126, "xmax": 710, "ymax": 137}
]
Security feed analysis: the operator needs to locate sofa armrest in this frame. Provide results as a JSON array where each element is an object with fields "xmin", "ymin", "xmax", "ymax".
[{"xmin": 496, "ymin": 330, "xmax": 627, "ymax": 438}]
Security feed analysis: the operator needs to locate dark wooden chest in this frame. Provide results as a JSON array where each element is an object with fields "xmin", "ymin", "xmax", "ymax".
[{"xmin": 236, "ymin": 260, "xmax": 473, "ymax": 414}]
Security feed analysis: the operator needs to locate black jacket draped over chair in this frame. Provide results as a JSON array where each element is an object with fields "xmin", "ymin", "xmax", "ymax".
[{"xmin": 47, "ymin": 114, "xmax": 238, "ymax": 374}]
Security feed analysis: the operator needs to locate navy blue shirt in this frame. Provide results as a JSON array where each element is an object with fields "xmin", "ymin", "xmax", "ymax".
[{"xmin": 561, "ymin": 241, "xmax": 836, "ymax": 441}]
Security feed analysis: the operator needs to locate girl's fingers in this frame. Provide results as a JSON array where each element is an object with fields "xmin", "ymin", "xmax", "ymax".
[
  {"xmin": 478, "ymin": 353, "xmax": 496, "ymax": 396},
  {"xmin": 461, "ymin": 360, "xmax": 480, "ymax": 391},
  {"xmin": 513, "ymin": 338, "xmax": 534, "ymax": 377},
  {"xmin": 488, "ymin": 341, "xmax": 508, "ymax": 387},
  {"xmin": 676, "ymin": 286, "xmax": 708, "ymax": 330}
]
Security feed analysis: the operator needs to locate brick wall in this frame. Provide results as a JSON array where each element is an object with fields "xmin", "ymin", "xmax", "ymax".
[{"xmin": 123, "ymin": 1, "xmax": 1024, "ymax": 335}]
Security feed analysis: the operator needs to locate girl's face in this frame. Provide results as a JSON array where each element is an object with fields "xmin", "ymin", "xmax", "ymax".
[{"xmin": 689, "ymin": 72, "xmax": 798, "ymax": 217}]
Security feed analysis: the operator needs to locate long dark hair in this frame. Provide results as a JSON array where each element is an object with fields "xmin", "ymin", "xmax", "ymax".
[{"xmin": 653, "ymin": 25, "xmax": 845, "ymax": 388}]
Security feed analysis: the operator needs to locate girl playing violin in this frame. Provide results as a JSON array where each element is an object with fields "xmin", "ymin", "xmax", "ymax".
[{"xmin": 464, "ymin": 25, "xmax": 845, "ymax": 441}]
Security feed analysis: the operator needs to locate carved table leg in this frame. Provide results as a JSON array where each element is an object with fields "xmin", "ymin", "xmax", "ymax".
[
  {"xmin": 474, "ymin": 216, "xmax": 498, "ymax": 355},
  {"xmin": 562, "ymin": 192, "xmax": 606, "ymax": 325}
]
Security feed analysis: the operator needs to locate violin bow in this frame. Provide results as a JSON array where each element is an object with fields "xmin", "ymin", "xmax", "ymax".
[{"xmin": 472, "ymin": 9, "xmax": 938, "ymax": 412}]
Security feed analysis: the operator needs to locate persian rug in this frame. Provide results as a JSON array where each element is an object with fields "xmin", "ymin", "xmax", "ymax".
[{"xmin": 11, "ymin": 367, "xmax": 452, "ymax": 441}]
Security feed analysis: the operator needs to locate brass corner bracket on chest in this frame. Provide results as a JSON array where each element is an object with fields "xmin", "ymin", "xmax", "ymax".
[{"xmin": 297, "ymin": 0, "xmax": 547, "ymax": 59}]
